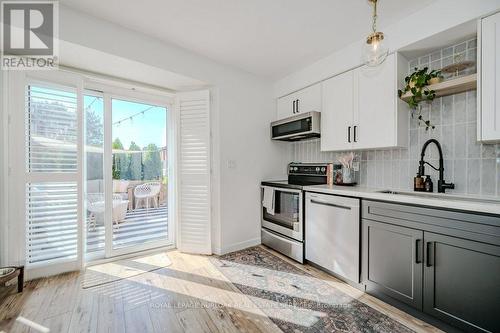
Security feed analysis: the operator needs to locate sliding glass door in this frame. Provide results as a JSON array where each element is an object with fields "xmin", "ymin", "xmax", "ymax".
[
  {"xmin": 10, "ymin": 70, "xmax": 174, "ymax": 276},
  {"xmin": 84, "ymin": 93, "xmax": 105, "ymax": 258},
  {"xmin": 84, "ymin": 93, "xmax": 172, "ymax": 260},
  {"xmin": 108, "ymin": 98, "xmax": 170, "ymax": 256}
]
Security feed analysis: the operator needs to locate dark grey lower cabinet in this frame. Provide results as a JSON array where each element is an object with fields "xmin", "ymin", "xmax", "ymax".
[
  {"xmin": 362, "ymin": 200, "xmax": 500, "ymax": 333},
  {"xmin": 362, "ymin": 220, "xmax": 423, "ymax": 310},
  {"xmin": 423, "ymin": 232, "xmax": 500, "ymax": 333}
]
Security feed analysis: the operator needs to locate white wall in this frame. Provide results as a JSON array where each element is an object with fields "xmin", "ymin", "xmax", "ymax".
[{"xmin": 274, "ymin": 0, "xmax": 500, "ymax": 97}]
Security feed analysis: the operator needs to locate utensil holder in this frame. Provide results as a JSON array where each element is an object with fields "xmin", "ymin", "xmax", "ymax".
[{"xmin": 342, "ymin": 167, "xmax": 356, "ymax": 184}]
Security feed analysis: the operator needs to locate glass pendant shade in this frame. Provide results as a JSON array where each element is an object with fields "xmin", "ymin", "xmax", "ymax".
[
  {"xmin": 363, "ymin": 0, "xmax": 388, "ymax": 67},
  {"xmin": 364, "ymin": 32, "xmax": 388, "ymax": 67}
]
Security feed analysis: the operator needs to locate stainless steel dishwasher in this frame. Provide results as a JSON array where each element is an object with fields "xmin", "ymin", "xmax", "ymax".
[{"xmin": 305, "ymin": 192, "xmax": 360, "ymax": 283}]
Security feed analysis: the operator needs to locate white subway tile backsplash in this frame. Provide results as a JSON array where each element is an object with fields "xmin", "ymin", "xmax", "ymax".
[
  {"xmin": 454, "ymin": 93, "xmax": 466, "ymax": 123},
  {"xmin": 430, "ymin": 99, "xmax": 441, "ymax": 125},
  {"xmin": 384, "ymin": 150, "xmax": 392, "ymax": 160},
  {"xmin": 360, "ymin": 161, "xmax": 368, "ymax": 186},
  {"xmin": 467, "ymin": 159, "xmax": 480, "ymax": 195},
  {"xmin": 442, "ymin": 56, "xmax": 453, "ymax": 68},
  {"xmin": 481, "ymin": 159, "xmax": 496, "ymax": 196},
  {"xmin": 367, "ymin": 162, "xmax": 376, "ymax": 187},
  {"xmin": 400, "ymin": 148, "xmax": 408, "ymax": 160},
  {"xmin": 409, "ymin": 129, "xmax": 419, "ymax": 160},
  {"xmin": 289, "ymin": 39, "xmax": 497, "ymax": 197},
  {"xmin": 441, "ymin": 125, "xmax": 454, "ymax": 160},
  {"xmin": 443, "ymin": 46, "xmax": 453, "ymax": 57},
  {"xmin": 392, "ymin": 161, "xmax": 400, "ymax": 189},
  {"xmin": 467, "ymin": 123, "xmax": 480, "ymax": 158},
  {"xmin": 452, "ymin": 159, "xmax": 467, "ymax": 194},
  {"xmin": 384, "ymin": 160, "xmax": 392, "ymax": 188},
  {"xmin": 392, "ymin": 149, "xmax": 400, "ymax": 161},
  {"xmin": 399, "ymin": 160, "xmax": 409, "ymax": 189},
  {"xmin": 442, "ymin": 95, "xmax": 454, "ymax": 124},
  {"xmin": 455, "ymin": 42, "xmax": 467, "ymax": 53},
  {"xmin": 375, "ymin": 161, "xmax": 384, "ymax": 188},
  {"xmin": 466, "ymin": 91, "xmax": 477, "ymax": 122},
  {"xmin": 454, "ymin": 124, "xmax": 467, "ymax": 159},
  {"xmin": 430, "ymin": 50, "xmax": 441, "ymax": 62},
  {"xmin": 430, "ymin": 60, "xmax": 441, "ymax": 71}
]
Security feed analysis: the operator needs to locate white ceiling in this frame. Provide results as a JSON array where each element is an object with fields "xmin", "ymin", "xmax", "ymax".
[{"xmin": 60, "ymin": 0, "xmax": 437, "ymax": 79}]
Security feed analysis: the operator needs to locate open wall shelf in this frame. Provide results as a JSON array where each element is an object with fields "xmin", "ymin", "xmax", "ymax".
[{"xmin": 400, "ymin": 73, "xmax": 477, "ymax": 102}]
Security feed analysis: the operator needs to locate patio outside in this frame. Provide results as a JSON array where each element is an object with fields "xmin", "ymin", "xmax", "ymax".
[{"xmin": 85, "ymin": 97, "xmax": 169, "ymax": 257}]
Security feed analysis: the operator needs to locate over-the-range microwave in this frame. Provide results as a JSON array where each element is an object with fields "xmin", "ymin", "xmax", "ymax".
[{"xmin": 270, "ymin": 111, "xmax": 320, "ymax": 141}]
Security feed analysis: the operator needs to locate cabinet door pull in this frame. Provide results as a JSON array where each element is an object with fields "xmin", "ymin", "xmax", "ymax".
[
  {"xmin": 296, "ymin": 99, "xmax": 299, "ymax": 113},
  {"xmin": 353, "ymin": 125, "xmax": 358, "ymax": 142},
  {"xmin": 426, "ymin": 241, "xmax": 434, "ymax": 267},
  {"xmin": 415, "ymin": 239, "xmax": 422, "ymax": 264},
  {"xmin": 348, "ymin": 126, "xmax": 351, "ymax": 143},
  {"xmin": 292, "ymin": 100, "xmax": 296, "ymax": 114}
]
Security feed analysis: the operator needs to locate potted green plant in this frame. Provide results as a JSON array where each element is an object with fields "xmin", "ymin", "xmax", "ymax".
[{"xmin": 398, "ymin": 67, "xmax": 443, "ymax": 130}]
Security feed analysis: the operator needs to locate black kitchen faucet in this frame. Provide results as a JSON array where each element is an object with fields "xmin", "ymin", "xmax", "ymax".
[{"xmin": 418, "ymin": 139, "xmax": 455, "ymax": 193}]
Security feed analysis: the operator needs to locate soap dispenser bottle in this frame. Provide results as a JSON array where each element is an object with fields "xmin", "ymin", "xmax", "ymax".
[
  {"xmin": 424, "ymin": 175, "xmax": 434, "ymax": 192},
  {"xmin": 414, "ymin": 174, "xmax": 424, "ymax": 192}
]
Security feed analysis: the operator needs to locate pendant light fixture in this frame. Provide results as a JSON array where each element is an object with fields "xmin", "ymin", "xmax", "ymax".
[{"xmin": 363, "ymin": 0, "xmax": 388, "ymax": 67}]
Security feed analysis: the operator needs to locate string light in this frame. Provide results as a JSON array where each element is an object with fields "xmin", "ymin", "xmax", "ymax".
[{"xmin": 112, "ymin": 105, "xmax": 158, "ymax": 126}]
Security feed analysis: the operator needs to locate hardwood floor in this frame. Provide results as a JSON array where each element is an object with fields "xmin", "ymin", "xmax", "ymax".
[{"xmin": 0, "ymin": 246, "xmax": 441, "ymax": 333}]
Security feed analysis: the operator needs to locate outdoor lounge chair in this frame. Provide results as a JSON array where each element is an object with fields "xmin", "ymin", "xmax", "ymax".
[{"xmin": 133, "ymin": 182, "xmax": 161, "ymax": 211}]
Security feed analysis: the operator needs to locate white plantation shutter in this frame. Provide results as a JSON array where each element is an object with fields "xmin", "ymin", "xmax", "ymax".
[
  {"xmin": 23, "ymin": 80, "xmax": 82, "ymax": 268},
  {"xmin": 176, "ymin": 90, "xmax": 211, "ymax": 254}
]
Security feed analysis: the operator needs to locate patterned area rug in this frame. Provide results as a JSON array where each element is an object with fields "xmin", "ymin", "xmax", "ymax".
[{"xmin": 211, "ymin": 246, "xmax": 414, "ymax": 333}]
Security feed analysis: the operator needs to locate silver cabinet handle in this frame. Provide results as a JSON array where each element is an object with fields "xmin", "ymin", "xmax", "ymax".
[{"xmin": 310, "ymin": 199, "xmax": 351, "ymax": 210}]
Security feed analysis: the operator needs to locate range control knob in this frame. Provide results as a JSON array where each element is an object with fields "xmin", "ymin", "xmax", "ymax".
[
  {"xmin": 316, "ymin": 167, "xmax": 320, "ymax": 172},
  {"xmin": 293, "ymin": 167, "xmax": 298, "ymax": 171},
  {"xmin": 321, "ymin": 167, "xmax": 326, "ymax": 172}
]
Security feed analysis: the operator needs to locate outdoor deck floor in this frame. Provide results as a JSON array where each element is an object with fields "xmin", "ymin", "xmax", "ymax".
[{"xmin": 86, "ymin": 205, "xmax": 168, "ymax": 255}]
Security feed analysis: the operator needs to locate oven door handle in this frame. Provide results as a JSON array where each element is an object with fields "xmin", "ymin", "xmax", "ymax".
[{"xmin": 309, "ymin": 199, "xmax": 352, "ymax": 210}]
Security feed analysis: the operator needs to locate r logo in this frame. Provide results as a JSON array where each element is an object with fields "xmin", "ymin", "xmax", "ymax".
[{"xmin": 2, "ymin": 1, "xmax": 55, "ymax": 56}]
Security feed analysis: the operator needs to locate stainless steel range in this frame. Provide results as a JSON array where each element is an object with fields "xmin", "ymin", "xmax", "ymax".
[{"xmin": 261, "ymin": 163, "xmax": 329, "ymax": 263}]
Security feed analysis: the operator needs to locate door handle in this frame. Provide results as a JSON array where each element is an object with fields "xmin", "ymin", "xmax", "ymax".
[
  {"xmin": 426, "ymin": 241, "xmax": 434, "ymax": 267},
  {"xmin": 296, "ymin": 99, "xmax": 299, "ymax": 113},
  {"xmin": 310, "ymin": 199, "xmax": 352, "ymax": 210},
  {"xmin": 353, "ymin": 125, "xmax": 357, "ymax": 142},
  {"xmin": 293, "ymin": 100, "xmax": 296, "ymax": 113},
  {"xmin": 415, "ymin": 239, "xmax": 422, "ymax": 264},
  {"xmin": 348, "ymin": 126, "xmax": 351, "ymax": 143}
]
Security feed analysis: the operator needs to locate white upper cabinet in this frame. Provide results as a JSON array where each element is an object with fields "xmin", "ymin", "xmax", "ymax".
[
  {"xmin": 321, "ymin": 53, "xmax": 408, "ymax": 151},
  {"xmin": 355, "ymin": 53, "xmax": 406, "ymax": 149},
  {"xmin": 321, "ymin": 71, "xmax": 354, "ymax": 151},
  {"xmin": 276, "ymin": 83, "xmax": 321, "ymax": 120},
  {"xmin": 479, "ymin": 11, "xmax": 500, "ymax": 142}
]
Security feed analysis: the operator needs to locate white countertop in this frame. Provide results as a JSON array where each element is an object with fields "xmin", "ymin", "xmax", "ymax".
[{"xmin": 303, "ymin": 185, "xmax": 500, "ymax": 215}]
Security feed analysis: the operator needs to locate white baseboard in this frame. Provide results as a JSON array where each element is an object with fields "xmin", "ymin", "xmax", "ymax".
[{"xmin": 219, "ymin": 237, "xmax": 261, "ymax": 255}]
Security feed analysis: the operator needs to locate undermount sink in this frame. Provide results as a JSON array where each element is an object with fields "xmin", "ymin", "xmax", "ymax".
[{"xmin": 376, "ymin": 190, "xmax": 500, "ymax": 204}]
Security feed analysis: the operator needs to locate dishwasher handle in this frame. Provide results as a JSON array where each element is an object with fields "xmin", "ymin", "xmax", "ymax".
[{"xmin": 309, "ymin": 199, "xmax": 352, "ymax": 210}]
